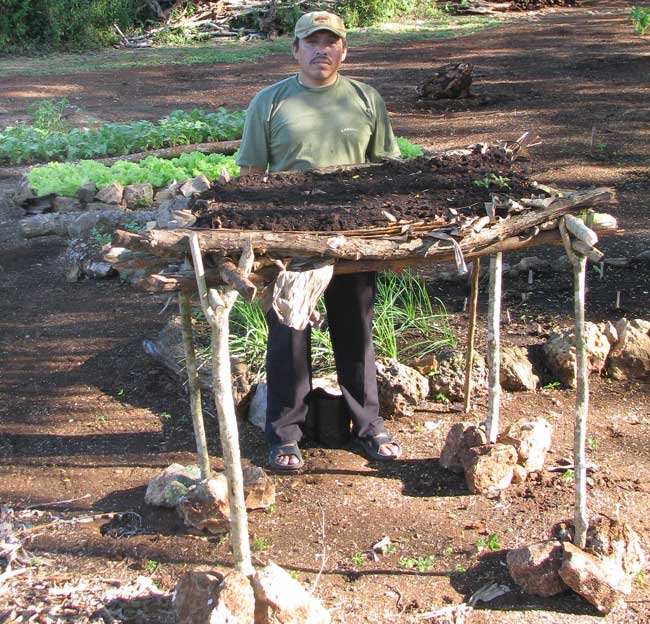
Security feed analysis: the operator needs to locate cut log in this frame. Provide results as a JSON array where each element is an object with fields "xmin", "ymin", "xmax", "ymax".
[
  {"xmin": 130, "ymin": 219, "xmax": 620, "ymax": 293},
  {"xmin": 20, "ymin": 209, "xmax": 157, "ymax": 239},
  {"xmin": 112, "ymin": 188, "xmax": 615, "ymax": 261}
]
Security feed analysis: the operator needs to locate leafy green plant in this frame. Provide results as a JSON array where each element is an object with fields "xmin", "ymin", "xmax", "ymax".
[
  {"xmin": 145, "ymin": 559, "xmax": 159, "ymax": 573},
  {"xmin": 561, "ymin": 469, "xmax": 575, "ymax": 482},
  {"xmin": 586, "ymin": 437, "xmax": 599, "ymax": 451},
  {"xmin": 475, "ymin": 533, "xmax": 500, "ymax": 551},
  {"xmin": 252, "ymin": 536, "xmax": 269, "ymax": 552},
  {"xmin": 472, "ymin": 173, "xmax": 510, "ymax": 190},
  {"xmin": 27, "ymin": 151, "xmax": 240, "ymax": 197},
  {"xmin": 434, "ymin": 391, "xmax": 449, "ymax": 404},
  {"xmin": 351, "ymin": 552, "xmax": 365, "ymax": 566},
  {"xmin": 90, "ymin": 228, "xmax": 112, "ymax": 247},
  {"xmin": 225, "ymin": 270, "xmax": 455, "ymax": 381},
  {"xmin": 1, "ymin": 108, "xmax": 245, "ymax": 165},
  {"xmin": 397, "ymin": 136, "xmax": 424, "ymax": 159},
  {"xmin": 399, "ymin": 554, "xmax": 435, "ymax": 571},
  {"xmin": 630, "ymin": 6, "xmax": 650, "ymax": 35},
  {"xmin": 27, "ymin": 98, "xmax": 70, "ymax": 132},
  {"xmin": 542, "ymin": 380, "xmax": 561, "ymax": 390}
]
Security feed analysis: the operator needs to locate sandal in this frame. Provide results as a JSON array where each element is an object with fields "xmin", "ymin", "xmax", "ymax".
[
  {"xmin": 353, "ymin": 433, "xmax": 402, "ymax": 461},
  {"xmin": 268, "ymin": 442, "xmax": 304, "ymax": 472}
]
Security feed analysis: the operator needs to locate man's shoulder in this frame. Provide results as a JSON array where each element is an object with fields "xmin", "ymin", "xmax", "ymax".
[
  {"xmin": 338, "ymin": 76, "xmax": 383, "ymax": 105},
  {"xmin": 250, "ymin": 76, "xmax": 299, "ymax": 106}
]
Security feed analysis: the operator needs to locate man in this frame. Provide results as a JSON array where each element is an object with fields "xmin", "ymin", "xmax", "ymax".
[{"xmin": 237, "ymin": 10, "xmax": 402, "ymax": 470}]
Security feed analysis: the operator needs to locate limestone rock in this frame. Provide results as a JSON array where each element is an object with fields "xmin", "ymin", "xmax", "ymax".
[
  {"xmin": 252, "ymin": 561, "xmax": 331, "ymax": 624},
  {"xmin": 145, "ymin": 463, "xmax": 202, "ymax": 508},
  {"xmin": 500, "ymin": 345, "xmax": 539, "ymax": 391},
  {"xmin": 75, "ymin": 182, "xmax": 97, "ymax": 203},
  {"xmin": 82, "ymin": 258, "xmax": 117, "ymax": 279},
  {"xmin": 13, "ymin": 176, "xmax": 35, "ymax": 206},
  {"xmin": 96, "ymin": 182, "xmax": 124, "ymax": 205},
  {"xmin": 462, "ymin": 443, "xmax": 517, "ymax": 496},
  {"xmin": 512, "ymin": 464, "xmax": 527, "ymax": 484},
  {"xmin": 243, "ymin": 466, "xmax": 275, "ymax": 510},
  {"xmin": 439, "ymin": 422, "xmax": 487, "ymax": 473},
  {"xmin": 177, "ymin": 476, "xmax": 231, "ymax": 534},
  {"xmin": 174, "ymin": 570, "xmax": 255, "ymax": 624},
  {"xmin": 606, "ymin": 318, "xmax": 650, "ymax": 380},
  {"xmin": 180, "ymin": 174, "xmax": 211, "ymax": 197},
  {"xmin": 248, "ymin": 382, "xmax": 267, "ymax": 431},
  {"xmin": 559, "ymin": 541, "xmax": 626, "ymax": 614},
  {"xmin": 123, "ymin": 183, "xmax": 154, "ymax": 209},
  {"xmin": 507, "ymin": 540, "xmax": 568, "ymax": 597},
  {"xmin": 375, "ymin": 358, "xmax": 429, "ymax": 419},
  {"xmin": 429, "ymin": 348, "xmax": 487, "ymax": 402},
  {"xmin": 157, "ymin": 197, "xmax": 196, "ymax": 228},
  {"xmin": 513, "ymin": 256, "xmax": 550, "ymax": 274},
  {"xmin": 543, "ymin": 322, "xmax": 611, "ymax": 388},
  {"xmin": 53, "ymin": 196, "xmax": 83, "ymax": 213},
  {"xmin": 587, "ymin": 516, "xmax": 646, "ymax": 592},
  {"xmin": 500, "ymin": 417, "xmax": 552, "ymax": 472}
]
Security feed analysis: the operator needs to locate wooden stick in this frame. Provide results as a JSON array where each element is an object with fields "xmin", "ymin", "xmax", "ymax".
[
  {"xmin": 178, "ymin": 289, "xmax": 211, "ymax": 480},
  {"xmin": 217, "ymin": 258, "xmax": 257, "ymax": 302},
  {"xmin": 189, "ymin": 233, "xmax": 253, "ymax": 577},
  {"xmin": 131, "ymin": 222, "xmax": 622, "ymax": 293},
  {"xmin": 463, "ymin": 258, "xmax": 481, "ymax": 413},
  {"xmin": 112, "ymin": 188, "xmax": 615, "ymax": 260},
  {"xmin": 485, "ymin": 252, "xmax": 502, "ymax": 443}
]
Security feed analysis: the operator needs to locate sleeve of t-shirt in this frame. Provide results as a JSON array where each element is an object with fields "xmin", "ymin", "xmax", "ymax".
[
  {"xmin": 366, "ymin": 91, "xmax": 401, "ymax": 162},
  {"xmin": 236, "ymin": 93, "xmax": 270, "ymax": 170}
]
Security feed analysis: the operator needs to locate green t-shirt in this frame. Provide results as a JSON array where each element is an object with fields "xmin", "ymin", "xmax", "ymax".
[{"xmin": 236, "ymin": 75, "xmax": 400, "ymax": 173}]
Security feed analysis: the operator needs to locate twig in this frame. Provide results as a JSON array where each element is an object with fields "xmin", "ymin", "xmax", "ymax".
[
  {"xmin": 310, "ymin": 508, "xmax": 328, "ymax": 594},
  {"xmin": 25, "ymin": 494, "xmax": 90, "ymax": 509}
]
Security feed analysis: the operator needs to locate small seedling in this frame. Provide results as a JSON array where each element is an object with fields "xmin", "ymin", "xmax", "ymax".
[
  {"xmin": 586, "ymin": 437, "xmax": 600, "ymax": 451},
  {"xmin": 289, "ymin": 570, "xmax": 299, "ymax": 580},
  {"xmin": 451, "ymin": 564, "xmax": 467, "ymax": 574},
  {"xmin": 351, "ymin": 552, "xmax": 364, "ymax": 566},
  {"xmin": 561, "ymin": 469, "xmax": 575, "ymax": 482},
  {"xmin": 160, "ymin": 411, "xmax": 173, "ymax": 420},
  {"xmin": 542, "ymin": 381, "xmax": 561, "ymax": 390},
  {"xmin": 95, "ymin": 414, "xmax": 107, "ymax": 423},
  {"xmin": 434, "ymin": 392, "xmax": 450, "ymax": 404},
  {"xmin": 443, "ymin": 546, "xmax": 454, "ymax": 556},
  {"xmin": 90, "ymin": 227, "xmax": 112, "ymax": 247},
  {"xmin": 472, "ymin": 173, "xmax": 511, "ymax": 190},
  {"xmin": 145, "ymin": 559, "xmax": 159, "ymax": 574},
  {"xmin": 635, "ymin": 570, "xmax": 647, "ymax": 585},
  {"xmin": 475, "ymin": 533, "xmax": 500, "ymax": 551},
  {"xmin": 399, "ymin": 555, "xmax": 435, "ymax": 571},
  {"xmin": 414, "ymin": 424, "xmax": 426, "ymax": 433},
  {"xmin": 594, "ymin": 142, "xmax": 607, "ymax": 156},
  {"xmin": 630, "ymin": 6, "xmax": 650, "ymax": 35},
  {"xmin": 252, "ymin": 536, "xmax": 269, "ymax": 552},
  {"xmin": 117, "ymin": 388, "xmax": 125, "ymax": 396},
  {"xmin": 266, "ymin": 503, "xmax": 276, "ymax": 514}
]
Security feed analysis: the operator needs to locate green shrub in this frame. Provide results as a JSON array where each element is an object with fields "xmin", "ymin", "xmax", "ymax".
[
  {"xmin": 0, "ymin": 0, "xmax": 146, "ymax": 53},
  {"xmin": 336, "ymin": 0, "xmax": 412, "ymax": 28}
]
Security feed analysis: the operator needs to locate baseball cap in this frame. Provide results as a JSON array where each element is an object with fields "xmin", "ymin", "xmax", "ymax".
[{"xmin": 294, "ymin": 11, "xmax": 346, "ymax": 40}]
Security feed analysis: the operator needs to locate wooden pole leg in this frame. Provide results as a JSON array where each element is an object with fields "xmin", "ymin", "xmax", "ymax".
[
  {"xmin": 463, "ymin": 258, "xmax": 481, "ymax": 413},
  {"xmin": 485, "ymin": 252, "xmax": 502, "ymax": 443},
  {"xmin": 178, "ymin": 289, "xmax": 211, "ymax": 480},
  {"xmin": 189, "ymin": 233, "xmax": 254, "ymax": 577}
]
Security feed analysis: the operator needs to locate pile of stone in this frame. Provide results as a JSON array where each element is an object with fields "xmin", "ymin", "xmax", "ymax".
[
  {"xmin": 145, "ymin": 463, "xmax": 274, "ymax": 534},
  {"xmin": 507, "ymin": 516, "xmax": 646, "ymax": 614},
  {"xmin": 15, "ymin": 173, "xmax": 210, "ymax": 241},
  {"xmin": 544, "ymin": 318, "xmax": 650, "ymax": 384},
  {"xmin": 439, "ymin": 417, "xmax": 552, "ymax": 496}
]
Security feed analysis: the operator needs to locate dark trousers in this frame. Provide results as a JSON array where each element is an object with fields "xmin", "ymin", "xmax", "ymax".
[{"xmin": 265, "ymin": 272, "xmax": 384, "ymax": 445}]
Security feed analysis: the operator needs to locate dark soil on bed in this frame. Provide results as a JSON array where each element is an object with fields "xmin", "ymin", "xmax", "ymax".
[
  {"xmin": 1, "ymin": 2, "xmax": 649, "ymax": 623},
  {"xmin": 193, "ymin": 152, "xmax": 534, "ymax": 231}
]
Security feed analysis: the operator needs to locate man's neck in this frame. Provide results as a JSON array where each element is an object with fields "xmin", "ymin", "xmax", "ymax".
[{"xmin": 297, "ymin": 72, "xmax": 339, "ymax": 89}]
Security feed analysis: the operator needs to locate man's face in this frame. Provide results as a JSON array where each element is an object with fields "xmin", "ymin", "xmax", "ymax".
[{"xmin": 292, "ymin": 30, "xmax": 347, "ymax": 88}]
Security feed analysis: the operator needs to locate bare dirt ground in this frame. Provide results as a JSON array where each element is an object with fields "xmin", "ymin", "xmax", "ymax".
[{"xmin": 1, "ymin": 1, "xmax": 649, "ymax": 622}]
